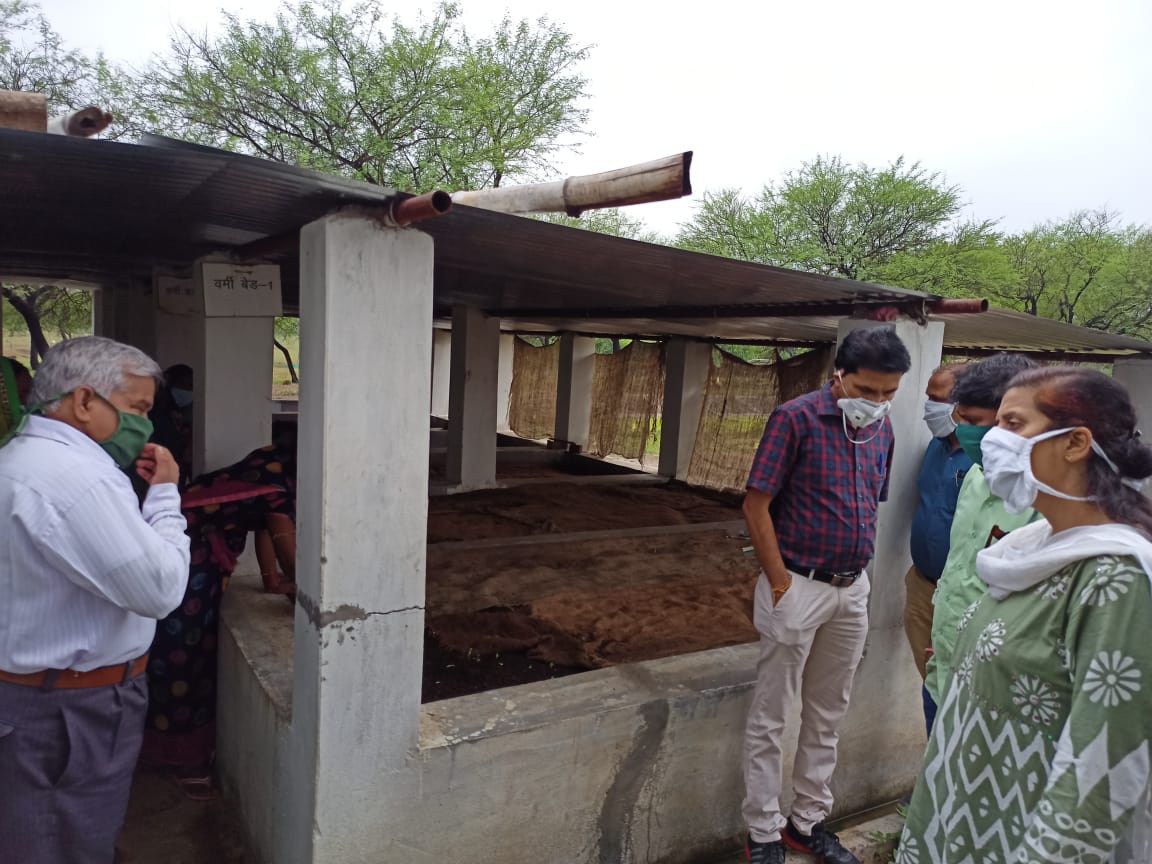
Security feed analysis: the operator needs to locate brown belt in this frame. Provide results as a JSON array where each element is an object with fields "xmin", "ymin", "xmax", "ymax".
[{"xmin": 0, "ymin": 654, "xmax": 149, "ymax": 690}]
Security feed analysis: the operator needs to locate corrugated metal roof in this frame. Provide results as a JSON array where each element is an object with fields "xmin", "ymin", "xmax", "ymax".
[
  {"xmin": 502, "ymin": 307, "xmax": 1152, "ymax": 358},
  {"xmin": 2, "ymin": 129, "xmax": 1150, "ymax": 358}
]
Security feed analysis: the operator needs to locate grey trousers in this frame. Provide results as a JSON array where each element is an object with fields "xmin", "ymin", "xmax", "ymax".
[{"xmin": 0, "ymin": 676, "xmax": 147, "ymax": 864}]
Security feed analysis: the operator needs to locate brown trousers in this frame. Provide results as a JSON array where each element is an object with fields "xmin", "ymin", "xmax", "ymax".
[{"xmin": 903, "ymin": 565, "xmax": 936, "ymax": 680}]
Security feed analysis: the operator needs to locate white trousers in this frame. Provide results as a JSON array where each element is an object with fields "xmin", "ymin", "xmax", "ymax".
[{"xmin": 742, "ymin": 568, "xmax": 871, "ymax": 843}]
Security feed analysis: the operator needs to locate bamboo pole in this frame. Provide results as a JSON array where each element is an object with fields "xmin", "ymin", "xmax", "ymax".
[
  {"xmin": 0, "ymin": 90, "xmax": 48, "ymax": 133},
  {"xmin": 451, "ymin": 152, "xmax": 693, "ymax": 216},
  {"xmin": 47, "ymin": 106, "xmax": 114, "ymax": 137}
]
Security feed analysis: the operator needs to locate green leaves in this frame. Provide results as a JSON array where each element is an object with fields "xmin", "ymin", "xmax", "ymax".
[
  {"xmin": 132, "ymin": 0, "xmax": 589, "ymax": 193},
  {"xmin": 676, "ymin": 158, "xmax": 1152, "ymax": 341},
  {"xmin": 677, "ymin": 156, "xmax": 964, "ymax": 280}
]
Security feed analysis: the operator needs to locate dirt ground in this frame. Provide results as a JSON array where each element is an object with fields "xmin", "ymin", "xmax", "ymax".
[
  {"xmin": 118, "ymin": 765, "xmax": 248, "ymax": 863},
  {"xmin": 427, "ymin": 481, "xmax": 743, "ymax": 543},
  {"xmin": 424, "ymin": 482, "xmax": 759, "ymax": 700}
]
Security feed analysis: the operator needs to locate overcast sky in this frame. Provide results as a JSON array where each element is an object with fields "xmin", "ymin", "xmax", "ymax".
[{"xmin": 37, "ymin": 0, "xmax": 1152, "ymax": 237}]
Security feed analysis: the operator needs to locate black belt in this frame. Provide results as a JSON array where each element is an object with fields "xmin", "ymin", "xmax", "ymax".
[{"xmin": 782, "ymin": 557, "xmax": 862, "ymax": 588}]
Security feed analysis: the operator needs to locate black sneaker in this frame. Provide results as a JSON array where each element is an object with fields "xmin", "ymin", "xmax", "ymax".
[
  {"xmin": 782, "ymin": 819, "xmax": 860, "ymax": 864},
  {"xmin": 746, "ymin": 836, "xmax": 786, "ymax": 864}
]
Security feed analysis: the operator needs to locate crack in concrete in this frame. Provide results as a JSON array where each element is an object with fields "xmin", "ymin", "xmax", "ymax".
[
  {"xmin": 596, "ymin": 700, "xmax": 670, "ymax": 864},
  {"xmin": 298, "ymin": 591, "xmax": 423, "ymax": 630}
]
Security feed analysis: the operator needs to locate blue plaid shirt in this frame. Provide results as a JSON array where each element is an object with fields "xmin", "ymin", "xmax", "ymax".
[{"xmin": 747, "ymin": 383, "xmax": 894, "ymax": 572}]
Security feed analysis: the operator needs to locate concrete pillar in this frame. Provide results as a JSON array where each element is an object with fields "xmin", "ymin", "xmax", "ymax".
[
  {"xmin": 497, "ymin": 332, "xmax": 515, "ymax": 432},
  {"xmin": 658, "ymin": 338, "xmax": 713, "ymax": 479},
  {"xmin": 190, "ymin": 260, "xmax": 275, "ymax": 474},
  {"xmin": 91, "ymin": 285, "xmax": 116, "ymax": 338},
  {"xmin": 154, "ymin": 311, "xmax": 197, "ymax": 372},
  {"xmin": 430, "ymin": 327, "xmax": 452, "ymax": 418},
  {"xmin": 105, "ymin": 277, "xmax": 156, "ymax": 355},
  {"xmin": 1113, "ymin": 358, "xmax": 1152, "ymax": 449},
  {"xmin": 152, "ymin": 270, "xmax": 198, "ymax": 371},
  {"xmin": 286, "ymin": 213, "xmax": 432, "ymax": 864},
  {"xmin": 835, "ymin": 317, "xmax": 943, "ymax": 626},
  {"xmin": 554, "ymin": 333, "xmax": 596, "ymax": 448},
  {"xmin": 446, "ymin": 304, "xmax": 500, "ymax": 490}
]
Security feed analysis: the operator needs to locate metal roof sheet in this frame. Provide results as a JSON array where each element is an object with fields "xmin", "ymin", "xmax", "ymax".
[{"xmin": 1, "ymin": 129, "xmax": 1150, "ymax": 358}]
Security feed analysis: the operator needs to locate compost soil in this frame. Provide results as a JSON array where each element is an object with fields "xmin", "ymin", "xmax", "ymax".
[{"xmin": 420, "ymin": 481, "xmax": 758, "ymax": 701}]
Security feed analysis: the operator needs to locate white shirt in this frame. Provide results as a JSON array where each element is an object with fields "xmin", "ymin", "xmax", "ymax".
[{"xmin": 0, "ymin": 415, "xmax": 190, "ymax": 672}]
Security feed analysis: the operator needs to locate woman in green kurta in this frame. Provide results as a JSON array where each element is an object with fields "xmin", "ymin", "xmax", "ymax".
[
  {"xmin": 899, "ymin": 367, "xmax": 1152, "ymax": 864},
  {"xmin": 0, "ymin": 356, "xmax": 31, "ymax": 443}
]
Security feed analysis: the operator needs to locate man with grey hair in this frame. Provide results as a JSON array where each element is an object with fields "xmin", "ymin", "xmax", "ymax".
[{"xmin": 0, "ymin": 336, "xmax": 191, "ymax": 863}]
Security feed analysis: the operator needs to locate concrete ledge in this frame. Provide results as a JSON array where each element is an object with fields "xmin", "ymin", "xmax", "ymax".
[
  {"xmin": 220, "ymin": 576, "xmax": 295, "ymax": 720},
  {"xmin": 219, "ymin": 577, "xmax": 925, "ymax": 864}
]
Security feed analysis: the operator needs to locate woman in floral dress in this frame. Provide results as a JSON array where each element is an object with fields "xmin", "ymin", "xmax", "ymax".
[
  {"xmin": 140, "ymin": 440, "xmax": 297, "ymax": 784},
  {"xmin": 899, "ymin": 367, "xmax": 1152, "ymax": 864}
]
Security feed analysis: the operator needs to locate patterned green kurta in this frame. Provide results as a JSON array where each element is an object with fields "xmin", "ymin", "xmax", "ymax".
[{"xmin": 900, "ymin": 555, "xmax": 1152, "ymax": 864}]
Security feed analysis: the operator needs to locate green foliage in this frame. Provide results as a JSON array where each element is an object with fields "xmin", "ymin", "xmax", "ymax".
[
  {"xmin": 132, "ymin": 0, "xmax": 590, "ymax": 192},
  {"xmin": 994, "ymin": 209, "xmax": 1152, "ymax": 336},
  {"xmin": 678, "ymin": 156, "xmax": 965, "ymax": 280},
  {"xmin": 273, "ymin": 316, "xmax": 300, "ymax": 341}
]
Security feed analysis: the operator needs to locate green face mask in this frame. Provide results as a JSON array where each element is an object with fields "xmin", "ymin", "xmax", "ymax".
[
  {"xmin": 13, "ymin": 389, "xmax": 153, "ymax": 469},
  {"xmin": 95, "ymin": 393, "xmax": 153, "ymax": 470},
  {"xmin": 955, "ymin": 423, "xmax": 991, "ymax": 466}
]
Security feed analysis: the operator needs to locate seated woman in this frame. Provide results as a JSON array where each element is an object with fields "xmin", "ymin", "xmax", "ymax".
[
  {"xmin": 139, "ymin": 438, "xmax": 297, "ymax": 793},
  {"xmin": 898, "ymin": 367, "xmax": 1152, "ymax": 863}
]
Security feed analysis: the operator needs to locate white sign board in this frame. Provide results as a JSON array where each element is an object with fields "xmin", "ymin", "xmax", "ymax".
[
  {"xmin": 200, "ymin": 262, "xmax": 283, "ymax": 317},
  {"xmin": 156, "ymin": 274, "xmax": 197, "ymax": 315}
]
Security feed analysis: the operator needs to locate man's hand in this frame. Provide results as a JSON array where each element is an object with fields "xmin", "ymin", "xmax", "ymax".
[
  {"xmin": 136, "ymin": 443, "xmax": 180, "ymax": 486},
  {"xmin": 770, "ymin": 576, "xmax": 792, "ymax": 607}
]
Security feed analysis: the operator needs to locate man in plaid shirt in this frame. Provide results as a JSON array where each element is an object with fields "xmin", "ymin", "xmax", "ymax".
[{"xmin": 742, "ymin": 327, "xmax": 911, "ymax": 864}]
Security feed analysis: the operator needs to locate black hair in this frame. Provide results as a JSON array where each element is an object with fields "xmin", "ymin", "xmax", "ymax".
[
  {"xmin": 1010, "ymin": 366, "xmax": 1152, "ymax": 537},
  {"xmin": 950, "ymin": 353, "xmax": 1038, "ymax": 409},
  {"xmin": 834, "ymin": 327, "xmax": 912, "ymax": 375},
  {"xmin": 164, "ymin": 364, "xmax": 194, "ymax": 389}
]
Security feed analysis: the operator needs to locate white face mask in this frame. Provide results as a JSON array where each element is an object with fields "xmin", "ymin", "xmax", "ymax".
[
  {"xmin": 836, "ymin": 372, "xmax": 891, "ymax": 431},
  {"xmin": 924, "ymin": 400, "xmax": 957, "ymax": 439},
  {"xmin": 981, "ymin": 426, "xmax": 1096, "ymax": 514}
]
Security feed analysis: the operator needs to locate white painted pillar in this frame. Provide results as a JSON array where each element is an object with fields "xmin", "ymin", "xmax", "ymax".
[
  {"xmin": 154, "ymin": 311, "xmax": 197, "ymax": 372},
  {"xmin": 430, "ymin": 327, "xmax": 452, "ymax": 418},
  {"xmin": 497, "ymin": 332, "xmax": 515, "ymax": 432},
  {"xmin": 835, "ymin": 317, "xmax": 944, "ymax": 628},
  {"xmin": 1113, "ymin": 358, "xmax": 1152, "ymax": 449},
  {"xmin": 191, "ymin": 260, "xmax": 275, "ymax": 474},
  {"xmin": 286, "ymin": 214, "xmax": 432, "ymax": 864},
  {"xmin": 446, "ymin": 305, "xmax": 500, "ymax": 490},
  {"xmin": 150, "ymin": 270, "xmax": 198, "ymax": 371},
  {"xmin": 105, "ymin": 277, "xmax": 156, "ymax": 355},
  {"xmin": 554, "ymin": 333, "xmax": 596, "ymax": 449},
  {"xmin": 91, "ymin": 285, "xmax": 116, "ymax": 338},
  {"xmin": 658, "ymin": 338, "xmax": 713, "ymax": 480}
]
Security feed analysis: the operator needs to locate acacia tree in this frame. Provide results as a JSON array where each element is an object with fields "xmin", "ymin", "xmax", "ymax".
[
  {"xmin": 678, "ymin": 156, "xmax": 973, "ymax": 281},
  {"xmin": 993, "ymin": 210, "xmax": 1152, "ymax": 336},
  {"xmin": 134, "ymin": 1, "xmax": 590, "ymax": 192}
]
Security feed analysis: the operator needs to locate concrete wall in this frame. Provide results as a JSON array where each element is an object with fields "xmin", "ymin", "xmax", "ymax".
[
  {"xmin": 219, "ymin": 583, "xmax": 923, "ymax": 864},
  {"xmin": 215, "ymin": 316, "xmax": 939, "ymax": 863}
]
